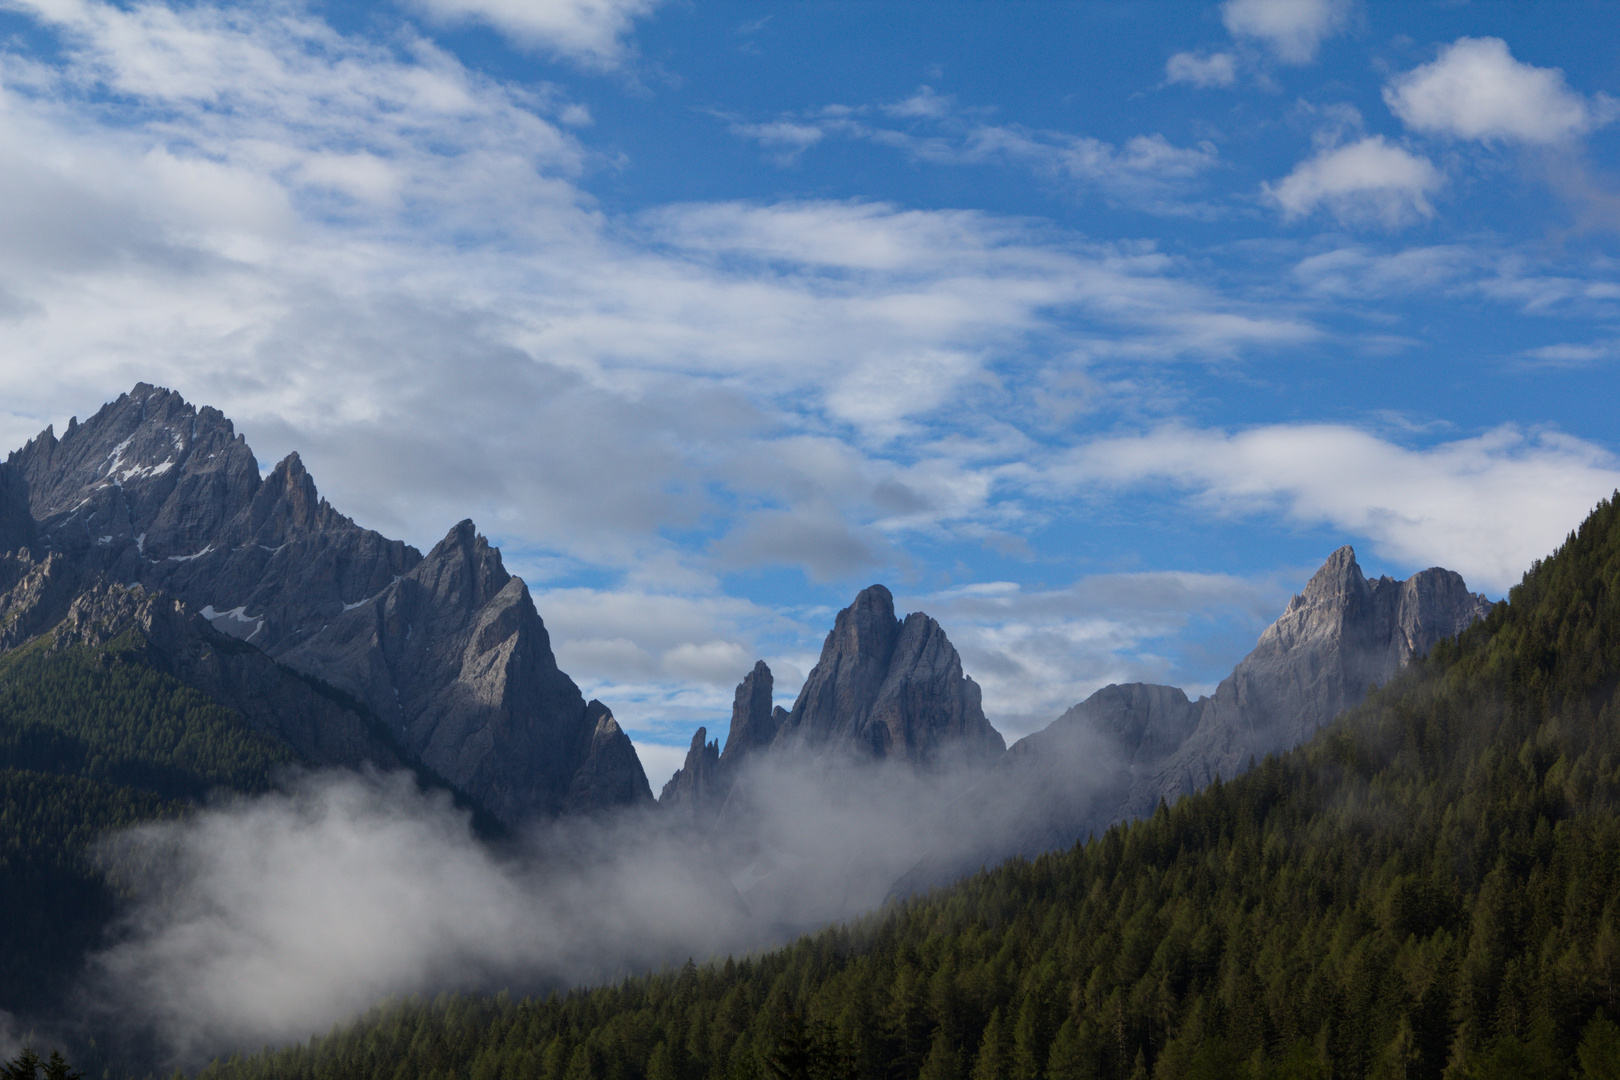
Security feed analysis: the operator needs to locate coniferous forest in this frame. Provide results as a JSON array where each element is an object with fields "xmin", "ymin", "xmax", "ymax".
[
  {"xmin": 174, "ymin": 497, "xmax": 1620, "ymax": 1079},
  {"xmin": 9, "ymin": 493, "xmax": 1620, "ymax": 1078},
  {"xmin": 0, "ymin": 631, "xmax": 294, "ymax": 1011}
]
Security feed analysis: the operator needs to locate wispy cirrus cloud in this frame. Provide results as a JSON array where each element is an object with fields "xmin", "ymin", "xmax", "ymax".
[
  {"xmin": 402, "ymin": 0, "xmax": 665, "ymax": 68},
  {"xmin": 0, "ymin": 0, "xmax": 1340, "ymax": 743},
  {"xmin": 1051, "ymin": 423, "xmax": 1620, "ymax": 592},
  {"xmin": 727, "ymin": 88, "xmax": 1221, "ymax": 216}
]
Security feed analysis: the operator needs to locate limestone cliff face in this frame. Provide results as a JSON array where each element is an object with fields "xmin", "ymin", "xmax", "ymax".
[
  {"xmin": 659, "ymin": 586, "xmax": 1006, "ymax": 828},
  {"xmin": 277, "ymin": 520, "xmax": 652, "ymax": 822},
  {"xmin": 892, "ymin": 547, "xmax": 1494, "ymax": 897},
  {"xmin": 0, "ymin": 462, "xmax": 34, "ymax": 555},
  {"xmin": 1135, "ymin": 546, "xmax": 1494, "ymax": 814},
  {"xmin": 657, "ymin": 660, "xmax": 786, "ymax": 823},
  {"xmin": 723, "ymin": 660, "xmax": 782, "ymax": 770},
  {"xmin": 772, "ymin": 585, "xmax": 1005, "ymax": 765},
  {"xmin": 0, "ymin": 384, "xmax": 652, "ymax": 824},
  {"xmin": 1006, "ymin": 546, "xmax": 1491, "ymax": 853},
  {"xmin": 7, "ymin": 385, "xmax": 417, "ymax": 656},
  {"xmin": 658, "ymin": 728, "xmax": 722, "ymax": 825}
]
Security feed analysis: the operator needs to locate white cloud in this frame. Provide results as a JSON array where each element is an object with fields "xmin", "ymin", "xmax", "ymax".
[
  {"xmin": 0, "ymin": 0, "xmax": 1310, "ymax": 592},
  {"xmin": 883, "ymin": 85, "xmax": 953, "ymax": 119},
  {"xmin": 1166, "ymin": 51, "xmax": 1236, "ymax": 88},
  {"xmin": 1291, "ymin": 244, "xmax": 1473, "ymax": 297},
  {"xmin": 1060, "ymin": 423, "xmax": 1620, "ymax": 593},
  {"xmin": 728, "ymin": 120, "xmax": 824, "ymax": 164},
  {"xmin": 1518, "ymin": 341, "xmax": 1618, "ymax": 368},
  {"xmin": 1385, "ymin": 37, "xmax": 1615, "ymax": 145},
  {"xmin": 904, "ymin": 572, "xmax": 1290, "ymax": 739},
  {"xmin": 1221, "ymin": 0, "xmax": 1350, "ymax": 64},
  {"xmin": 731, "ymin": 91, "xmax": 1221, "ymax": 216},
  {"xmin": 1266, "ymin": 136, "xmax": 1444, "ymax": 227},
  {"xmin": 404, "ymin": 0, "xmax": 663, "ymax": 67}
]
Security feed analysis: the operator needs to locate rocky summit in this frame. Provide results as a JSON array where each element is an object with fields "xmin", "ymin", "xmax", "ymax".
[
  {"xmin": 659, "ymin": 585, "xmax": 1005, "ymax": 823},
  {"xmin": 0, "ymin": 384, "xmax": 651, "ymax": 824},
  {"xmin": 936, "ymin": 545, "xmax": 1494, "ymax": 876},
  {"xmin": 774, "ymin": 584, "xmax": 1006, "ymax": 764}
]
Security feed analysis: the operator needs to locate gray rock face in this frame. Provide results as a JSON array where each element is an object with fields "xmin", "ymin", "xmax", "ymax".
[
  {"xmin": 43, "ymin": 581, "xmax": 402, "ymax": 771},
  {"xmin": 1013, "ymin": 546, "xmax": 1491, "ymax": 848},
  {"xmin": 0, "ymin": 549, "xmax": 81, "ymax": 652},
  {"xmin": 272, "ymin": 520, "xmax": 653, "ymax": 822},
  {"xmin": 0, "ymin": 462, "xmax": 34, "ymax": 555},
  {"xmin": 1132, "ymin": 546, "xmax": 1493, "ymax": 815},
  {"xmin": 567, "ymin": 702, "xmax": 656, "ymax": 813},
  {"xmin": 8, "ymin": 385, "xmax": 418, "ymax": 656},
  {"xmin": 724, "ymin": 660, "xmax": 781, "ymax": 769},
  {"xmin": 772, "ymin": 584, "xmax": 1005, "ymax": 765},
  {"xmin": 658, "ymin": 727, "xmax": 722, "ymax": 824},
  {"xmin": 657, "ymin": 661, "xmax": 782, "ymax": 823},
  {"xmin": 892, "ymin": 547, "xmax": 1493, "ymax": 898},
  {"xmin": 660, "ymin": 587, "xmax": 1006, "ymax": 833},
  {"xmin": 0, "ymin": 383, "xmax": 653, "ymax": 823}
]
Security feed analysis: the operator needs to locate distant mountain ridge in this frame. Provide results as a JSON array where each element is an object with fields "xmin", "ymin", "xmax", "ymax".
[
  {"xmin": 0, "ymin": 383, "xmax": 651, "ymax": 824},
  {"xmin": 893, "ymin": 545, "xmax": 1494, "ymax": 894}
]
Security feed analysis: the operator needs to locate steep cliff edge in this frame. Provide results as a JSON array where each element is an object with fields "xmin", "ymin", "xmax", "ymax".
[{"xmin": 771, "ymin": 584, "xmax": 1005, "ymax": 765}]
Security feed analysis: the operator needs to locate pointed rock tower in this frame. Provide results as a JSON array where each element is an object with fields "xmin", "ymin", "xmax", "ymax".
[{"xmin": 772, "ymin": 584, "xmax": 1005, "ymax": 765}]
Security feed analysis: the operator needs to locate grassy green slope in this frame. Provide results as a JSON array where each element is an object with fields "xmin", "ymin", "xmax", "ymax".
[
  {"xmin": 193, "ymin": 496, "xmax": 1620, "ymax": 1080},
  {"xmin": 0, "ymin": 631, "xmax": 296, "ymax": 1013}
]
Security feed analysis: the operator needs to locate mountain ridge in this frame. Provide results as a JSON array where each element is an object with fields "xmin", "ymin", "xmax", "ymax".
[{"xmin": 0, "ymin": 383, "xmax": 651, "ymax": 824}]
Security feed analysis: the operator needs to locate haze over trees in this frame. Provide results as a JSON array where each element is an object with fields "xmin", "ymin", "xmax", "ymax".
[
  {"xmin": 1, "ymin": 384, "xmax": 1616, "ymax": 1080},
  {"xmin": 186, "ymin": 495, "xmax": 1620, "ymax": 1079}
]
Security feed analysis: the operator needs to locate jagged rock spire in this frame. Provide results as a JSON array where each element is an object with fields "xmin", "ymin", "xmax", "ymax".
[{"xmin": 773, "ymin": 584, "xmax": 1005, "ymax": 765}]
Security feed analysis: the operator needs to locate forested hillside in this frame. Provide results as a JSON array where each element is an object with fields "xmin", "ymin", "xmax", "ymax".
[
  {"xmin": 0, "ymin": 631, "xmax": 294, "ymax": 1012},
  {"xmin": 193, "ymin": 495, "xmax": 1620, "ymax": 1079}
]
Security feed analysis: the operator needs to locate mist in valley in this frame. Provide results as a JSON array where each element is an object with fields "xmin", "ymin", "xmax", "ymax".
[{"xmin": 73, "ymin": 735, "xmax": 1122, "ymax": 1068}]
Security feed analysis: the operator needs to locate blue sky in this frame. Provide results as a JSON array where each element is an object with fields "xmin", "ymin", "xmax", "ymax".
[{"xmin": 1, "ymin": 0, "xmax": 1617, "ymax": 785}]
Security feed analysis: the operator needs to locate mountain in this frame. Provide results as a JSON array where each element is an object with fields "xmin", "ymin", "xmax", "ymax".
[
  {"xmin": 1078, "ymin": 545, "xmax": 1490, "ymax": 819},
  {"xmin": 196, "ymin": 495, "xmax": 1620, "ymax": 1080},
  {"xmin": 894, "ymin": 546, "xmax": 1492, "ymax": 894},
  {"xmin": 658, "ymin": 585, "xmax": 1004, "ymax": 822},
  {"xmin": 0, "ymin": 384, "xmax": 651, "ymax": 823},
  {"xmin": 772, "ymin": 584, "xmax": 1006, "ymax": 765},
  {"xmin": 0, "ymin": 383, "xmax": 660, "ymax": 1019}
]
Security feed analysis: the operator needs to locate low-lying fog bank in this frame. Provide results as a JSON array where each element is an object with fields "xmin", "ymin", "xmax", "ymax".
[{"xmin": 76, "ymin": 739, "xmax": 1121, "ymax": 1068}]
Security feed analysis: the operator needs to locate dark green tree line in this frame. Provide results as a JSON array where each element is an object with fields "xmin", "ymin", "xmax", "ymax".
[{"xmin": 188, "ymin": 495, "xmax": 1620, "ymax": 1079}]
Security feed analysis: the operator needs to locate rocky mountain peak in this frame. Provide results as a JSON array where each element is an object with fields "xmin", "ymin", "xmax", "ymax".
[
  {"xmin": 0, "ymin": 383, "xmax": 655, "ymax": 825},
  {"xmin": 772, "ymin": 584, "xmax": 1004, "ymax": 765},
  {"xmin": 659, "ymin": 726, "xmax": 723, "ymax": 824},
  {"xmin": 10, "ymin": 383, "xmax": 260, "ymax": 560},
  {"xmin": 1068, "ymin": 546, "xmax": 1492, "ymax": 826},
  {"xmin": 245, "ymin": 453, "xmax": 326, "ymax": 541},
  {"xmin": 417, "ymin": 519, "xmax": 511, "ymax": 613},
  {"xmin": 1297, "ymin": 545, "xmax": 1362, "ymax": 601},
  {"xmin": 902, "ymin": 547, "xmax": 1497, "ymax": 894},
  {"xmin": 722, "ymin": 659, "xmax": 779, "ymax": 766},
  {"xmin": 837, "ymin": 584, "xmax": 902, "ymax": 664}
]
